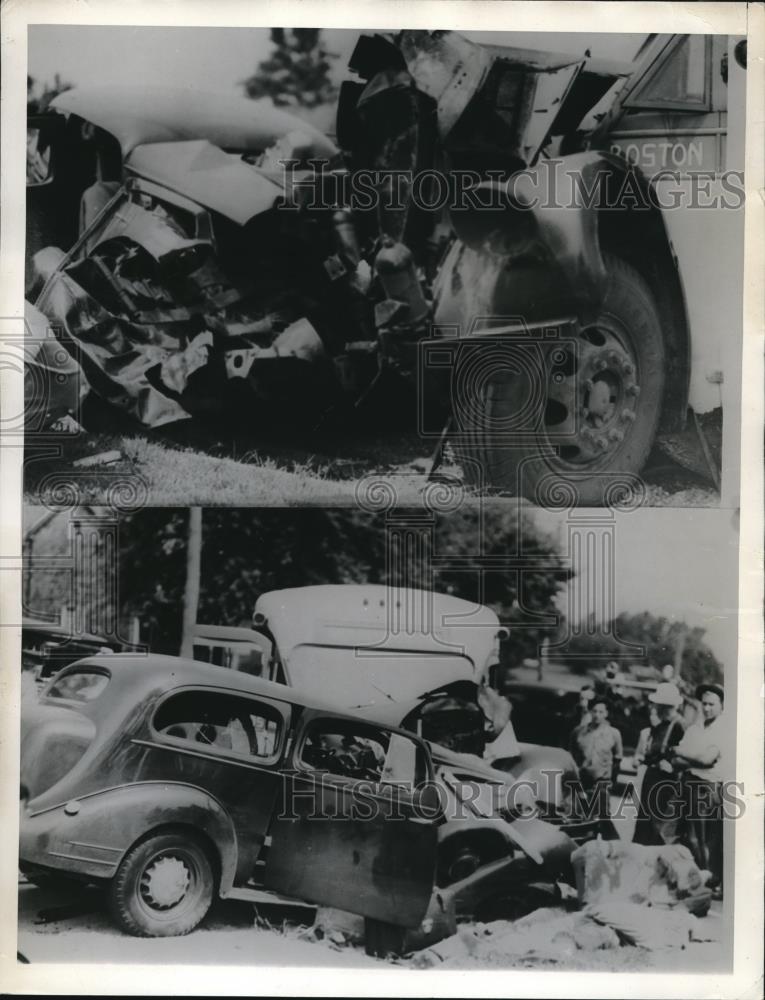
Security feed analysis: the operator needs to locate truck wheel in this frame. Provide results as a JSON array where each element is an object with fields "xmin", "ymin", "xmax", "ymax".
[
  {"xmin": 364, "ymin": 917, "xmax": 407, "ymax": 958},
  {"xmin": 109, "ymin": 831, "xmax": 215, "ymax": 937},
  {"xmin": 452, "ymin": 254, "xmax": 665, "ymax": 506}
]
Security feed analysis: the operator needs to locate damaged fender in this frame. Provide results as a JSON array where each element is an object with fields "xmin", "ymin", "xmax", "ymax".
[
  {"xmin": 406, "ymin": 816, "xmax": 576, "ymax": 950},
  {"xmin": 434, "ymin": 153, "xmax": 616, "ymax": 327}
]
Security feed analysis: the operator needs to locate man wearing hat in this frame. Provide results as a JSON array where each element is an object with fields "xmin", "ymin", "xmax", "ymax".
[
  {"xmin": 673, "ymin": 682, "xmax": 726, "ymax": 896},
  {"xmin": 633, "ymin": 681, "xmax": 686, "ymax": 846}
]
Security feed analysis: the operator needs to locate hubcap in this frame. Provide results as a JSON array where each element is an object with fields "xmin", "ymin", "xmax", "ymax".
[
  {"xmin": 545, "ymin": 325, "xmax": 640, "ymax": 465},
  {"xmin": 448, "ymin": 849, "xmax": 481, "ymax": 883},
  {"xmin": 140, "ymin": 855, "xmax": 191, "ymax": 909}
]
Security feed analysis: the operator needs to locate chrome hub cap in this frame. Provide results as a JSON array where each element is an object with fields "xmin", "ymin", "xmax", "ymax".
[
  {"xmin": 546, "ymin": 326, "xmax": 640, "ymax": 464},
  {"xmin": 140, "ymin": 855, "xmax": 191, "ymax": 909}
]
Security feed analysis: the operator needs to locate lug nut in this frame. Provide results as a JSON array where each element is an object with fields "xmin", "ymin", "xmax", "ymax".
[
  {"xmin": 584, "ymin": 379, "xmax": 594, "ymax": 392},
  {"xmin": 608, "ymin": 351, "xmax": 620, "ymax": 365},
  {"xmin": 622, "ymin": 362, "xmax": 635, "ymax": 376},
  {"xmin": 627, "ymin": 383, "xmax": 641, "ymax": 397},
  {"xmin": 608, "ymin": 428, "xmax": 624, "ymax": 443},
  {"xmin": 621, "ymin": 409, "xmax": 636, "ymax": 422},
  {"xmin": 596, "ymin": 359, "xmax": 607, "ymax": 371},
  {"xmin": 595, "ymin": 436, "xmax": 608, "ymax": 450}
]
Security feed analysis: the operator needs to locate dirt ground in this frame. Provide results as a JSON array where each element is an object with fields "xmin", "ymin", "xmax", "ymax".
[{"xmin": 15, "ymin": 876, "xmax": 728, "ymax": 972}]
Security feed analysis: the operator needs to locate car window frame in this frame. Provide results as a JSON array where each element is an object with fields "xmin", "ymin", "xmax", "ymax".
[
  {"xmin": 147, "ymin": 684, "xmax": 290, "ymax": 768},
  {"xmin": 293, "ymin": 713, "xmax": 433, "ymax": 800},
  {"xmin": 623, "ymin": 34, "xmax": 714, "ymax": 113}
]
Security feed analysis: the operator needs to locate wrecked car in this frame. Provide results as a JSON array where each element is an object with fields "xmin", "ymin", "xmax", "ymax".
[
  {"xmin": 196, "ymin": 584, "xmax": 610, "ymax": 849},
  {"xmin": 26, "ymin": 32, "xmax": 743, "ymax": 501},
  {"xmin": 19, "ymin": 655, "xmax": 575, "ymax": 952}
]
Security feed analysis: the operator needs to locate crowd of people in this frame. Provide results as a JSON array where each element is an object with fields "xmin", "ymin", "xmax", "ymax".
[{"xmin": 566, "ymin": 666, "xmax": 726, "ymax": 899}]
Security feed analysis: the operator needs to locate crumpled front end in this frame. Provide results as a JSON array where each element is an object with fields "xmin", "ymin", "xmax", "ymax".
[{"xmin": 34, "ymin": 176, "xmax": 347, "ymax": 428}]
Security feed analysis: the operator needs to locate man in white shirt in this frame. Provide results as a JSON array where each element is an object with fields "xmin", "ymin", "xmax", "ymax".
[{"xmin": 673, "ymin": 682, "xmax": 726, "ymax": 896}]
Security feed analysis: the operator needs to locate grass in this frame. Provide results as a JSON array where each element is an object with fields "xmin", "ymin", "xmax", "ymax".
[
  {"xmin": 24, "ymin": 430, "xmax": 444, "ymax": 507},
  {"xmin": 22, "ymin": 416, "xmax": 717, "ymax": 509}
]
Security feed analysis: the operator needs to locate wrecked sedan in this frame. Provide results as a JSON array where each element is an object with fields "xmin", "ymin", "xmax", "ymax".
[
  {"xmin": 20, "ymin": 656, "xmax": 575, "ymax": 952},
  {"xmin": 245, "ymin": 584, "xmax": 611, "ymax": 851},
  {"xmin": 25, "ymin": 30, "xmax": 729, "ymax": 503}
]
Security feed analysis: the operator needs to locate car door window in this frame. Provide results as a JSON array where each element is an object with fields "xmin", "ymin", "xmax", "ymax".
[
  {"xmin": 152, "ymin": 690, "xmax": 282, "ymax": 761},
  {"xmin": 299, "ymin": 720, "xmax": 427, "ymax": 788}
]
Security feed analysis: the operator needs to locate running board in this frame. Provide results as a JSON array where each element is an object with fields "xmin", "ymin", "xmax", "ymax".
[{"xmin": 222, "ymin": 886, "xmax": 316, "ymax": 911}]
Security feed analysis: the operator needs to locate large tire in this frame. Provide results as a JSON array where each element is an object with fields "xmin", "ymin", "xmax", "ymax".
[
  {"xmin": 452, "ymin": 254, "xmax": 665, "ymax": 506},
  {"xmin": 109, "ymin": 831, "xmax": 215, "ymax": 937},
  {"xmin": 364, "ymin": 917, "xmax": 408, "ymax": 958}
]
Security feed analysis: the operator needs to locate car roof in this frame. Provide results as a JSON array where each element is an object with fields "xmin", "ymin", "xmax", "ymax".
[
  {"xmin": 50, "ymin": 85, "xmax": 338, "ymax": 159},
  {"xmin": 50, "ymin": 652, "xmax": 346, "ymax": 717}
]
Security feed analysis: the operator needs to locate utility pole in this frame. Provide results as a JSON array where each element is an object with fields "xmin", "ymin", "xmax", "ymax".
[{"xmin": 180, "ymin": 508, "xmax": 202, "ymax": 660}]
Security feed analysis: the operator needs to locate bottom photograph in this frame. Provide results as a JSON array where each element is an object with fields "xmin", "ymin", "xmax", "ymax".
[{"xmin": 18, "ymin": 503, "xmax": 737, "ymax": 971}]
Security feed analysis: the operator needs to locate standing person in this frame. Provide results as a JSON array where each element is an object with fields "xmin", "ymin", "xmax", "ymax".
[
  {"xmin": 673, "ymin": 683, "xmax": 726, "ymax": 897},
  {"xmin": 569, "ymin": 698, "xmax": 623, "ymax": 823},
  {"xmin": 633, "ymin": 682, "xmax": 685, "ymax": 846},
  {"xmin": 565, "ymin": 683, "xmax": 595, "ymax": 741}
]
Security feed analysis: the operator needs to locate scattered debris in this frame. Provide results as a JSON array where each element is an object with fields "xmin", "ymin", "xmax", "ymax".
[
  {"xmin": 412, "ymin": 907, "xmax": 620, "ymax": 967},
  {"xmin": 312, "ymin": 907, "xmax": 365, "ymax": 947},
  {"xmin": 586, "ymin": 901, "xmax": 715, "ymax": 950},
  {"xmin": 571, "ymin": 839, "xmax": 712, "ymax": 914}
]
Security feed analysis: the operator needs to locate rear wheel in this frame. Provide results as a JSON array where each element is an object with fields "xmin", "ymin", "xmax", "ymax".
[
  {"xmin": 109, "ymin": 831, "xmax": 215, "ymax": 937},
  {"xmin": 453, "ymin": 254, "xmax": 665, "ymax": 506}
]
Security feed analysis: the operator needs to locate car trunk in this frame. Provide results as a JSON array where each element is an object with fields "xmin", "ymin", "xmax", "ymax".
[{"xmin": 20, "ymin": 701, "xmax": 97, "ymax": 801}]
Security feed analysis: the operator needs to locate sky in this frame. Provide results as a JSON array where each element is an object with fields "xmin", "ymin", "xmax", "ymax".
[
  {"xmin": 27, "ymin": 25, "xmax": 647, "ymax": 98},
  {"xmin": 533, "ymin": 506, "xmax": 740, "ymax": 669}
]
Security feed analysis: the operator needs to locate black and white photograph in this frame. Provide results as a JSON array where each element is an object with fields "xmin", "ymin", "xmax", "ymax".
[
  {"xmin": 1, "ymin": 2, "xmax": 762, "ymax": 998},
  {"xmin": 16, "ymin": 503, "xmax": 737, "ymax": 971},
  {"xmin": 21, "ymin": 21, "xmax": 746, "ymax": 507}
]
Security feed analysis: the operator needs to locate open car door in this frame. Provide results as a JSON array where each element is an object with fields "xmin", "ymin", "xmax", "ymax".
[{"xmin": 262, "ymin": 711, "xmax": 440, "ymax": 928}]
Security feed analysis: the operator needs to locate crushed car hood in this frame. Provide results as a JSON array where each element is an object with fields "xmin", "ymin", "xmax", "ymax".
[
  {"xmin": 127, "ymin": 140, "xmax": 285, "ymax": 226},
  {"xmin": 51, "ymin": 85, "xmax": 339, "ymax": 160}
]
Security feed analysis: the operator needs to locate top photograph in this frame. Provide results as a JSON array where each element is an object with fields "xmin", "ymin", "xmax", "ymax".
[{"xmin": 23, "ymin": 27, "xmax": 747, "ymax": 509}]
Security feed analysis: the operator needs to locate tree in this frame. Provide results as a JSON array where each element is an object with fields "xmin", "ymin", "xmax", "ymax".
[
  {"xmin": 27, "ymin": 72, "xmax": 72, "ymax": 114},
  {"xmin": 557, "ymin": 610, "xmax": 724, "ymax": 687},
  {"xmin": 243, "ymin": 28, "xmax": 337, "ymax": 109},
  {"xmin": 114, "ymin": 508, "xmax": 568, "ymax": 658}
]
